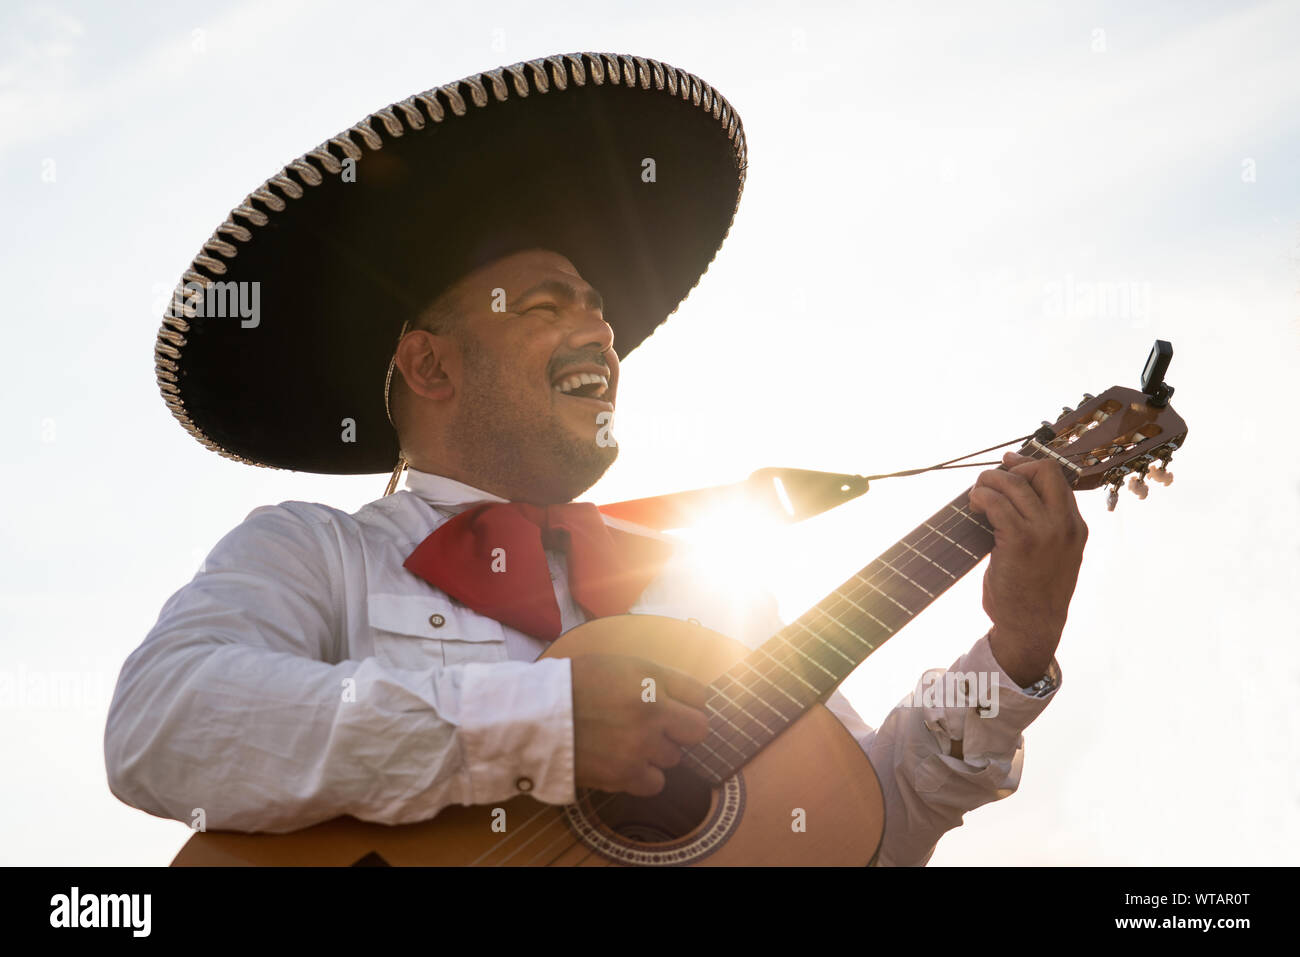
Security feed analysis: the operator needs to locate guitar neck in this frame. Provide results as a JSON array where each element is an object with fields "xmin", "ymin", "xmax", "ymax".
[{"xmin": 683, "ymin": 485, "xmax": 996, "ymax": 785}]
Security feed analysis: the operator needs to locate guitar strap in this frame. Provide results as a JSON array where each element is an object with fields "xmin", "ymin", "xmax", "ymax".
[{"xmin": 594, "ymin": 431, "xmax": 1035, "ymax": 531}]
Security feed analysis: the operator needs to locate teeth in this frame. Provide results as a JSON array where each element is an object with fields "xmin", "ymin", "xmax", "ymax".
[{"xmin": 553, "ymin": 372, "xmax": 609, "ymax": 398}]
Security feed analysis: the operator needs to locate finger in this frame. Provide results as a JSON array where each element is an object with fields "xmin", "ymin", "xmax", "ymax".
[
  {"xmin": 1012, "ymin": 457, "xmax": 1080, "ymax": 518},
  {"xmin": 648, "ymin": 732, "xmax": 685, "ymax": 769},
  {"xmin": 967, "ymin": 484, "xmax": 1027, "ymax": 534},
  {"xmin": 1002, "ymin": 458, "xmax": 1088, "ymax": 547},
  {"xmin": 625, "ymin": 764, "xmax": 666, "ymax": 798},
  {"xmin": 659, "ymin": 696, "xmax": 710, "ymax": 747},
  {"xmin": 974, "ymin": 467, "xmax": 1045, "ymax": 525},
  {"xmin": 655, "ymin": 664, "xmax": 711, "ymax": 711}
]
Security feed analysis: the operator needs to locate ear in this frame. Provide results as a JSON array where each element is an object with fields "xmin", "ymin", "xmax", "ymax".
[{"xmin": 394, "ymin": 329, "xmax": 458, "ymax": 403}]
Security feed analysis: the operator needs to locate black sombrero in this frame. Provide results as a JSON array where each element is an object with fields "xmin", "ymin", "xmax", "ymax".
[{"xmin": 154, "ymin": 52, "xmax": 747, "ymax": 475}]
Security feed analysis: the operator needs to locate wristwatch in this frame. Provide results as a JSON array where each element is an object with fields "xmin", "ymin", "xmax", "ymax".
[{"xmin": 1019, "ymin": 659, "xmax": 1061, "ymax": 699}]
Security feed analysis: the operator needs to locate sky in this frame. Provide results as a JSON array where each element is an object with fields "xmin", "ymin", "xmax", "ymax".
[{"xmin": 1, "ymin": 0, "xmax": 1297, "ymax": 866}]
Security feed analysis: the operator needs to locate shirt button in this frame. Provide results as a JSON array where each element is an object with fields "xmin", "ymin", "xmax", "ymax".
[
  {"xmin": 429, "ymin": 613, "xmax": 445, "ymax": 628},
  {"xmin": 515, "ymin": 776, "xmax": 534, "ymax": 793}
]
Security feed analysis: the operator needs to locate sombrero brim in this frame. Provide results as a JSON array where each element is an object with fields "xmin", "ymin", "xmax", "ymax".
[{"xmin": 155, "ymin": 53, "xmax": 747, "ymax": 474}]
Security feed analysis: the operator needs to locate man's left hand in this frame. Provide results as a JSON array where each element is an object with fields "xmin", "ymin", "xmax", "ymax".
[{"xmin": 967, "ymin": 450, "xmax": 1089, "ymax": 688}]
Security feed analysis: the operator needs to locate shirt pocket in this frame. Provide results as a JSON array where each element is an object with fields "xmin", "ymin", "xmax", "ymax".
[{"xmin": 366, "ymin": 593, "xmax": 510, "ymax": 669}]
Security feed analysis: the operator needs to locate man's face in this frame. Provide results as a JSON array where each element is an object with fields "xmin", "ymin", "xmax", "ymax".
[{"xmin": 441, "ymin": 249, "xmax": 621, "ymax": 503}]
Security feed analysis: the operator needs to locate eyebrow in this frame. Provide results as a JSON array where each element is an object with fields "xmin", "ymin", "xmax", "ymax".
[{"xmin": 515, "ymin": 279, "xmax": 604, "ymax": 314}]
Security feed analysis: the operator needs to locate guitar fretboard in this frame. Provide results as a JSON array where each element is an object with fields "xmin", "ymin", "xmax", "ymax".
[{"xmin": 682, "ymin": 487, "xmax": 996, "ymax": 785}]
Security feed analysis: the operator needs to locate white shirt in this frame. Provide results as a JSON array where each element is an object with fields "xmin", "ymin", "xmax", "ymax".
[{"xmin": 104, "ymin": 467, "xmax": 1060, "ymax": 866}]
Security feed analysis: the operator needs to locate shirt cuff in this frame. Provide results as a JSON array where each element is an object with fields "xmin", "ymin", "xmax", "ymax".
[
  {"xmin": 454, "ymin": 657, "xmax": 576, "ymax": 806},
  {"xmin": 920, "ymin": 632, "xmax": 1061, "ymax": 769}
]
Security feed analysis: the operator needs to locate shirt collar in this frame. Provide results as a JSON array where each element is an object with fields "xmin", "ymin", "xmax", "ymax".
[
  {"xmin": 402, "ymin": 467, "xmax": 510, "ymax": 509},
  {"xmin": 400, "ymin": 465, "xmax": 677, "ymax": 544}
]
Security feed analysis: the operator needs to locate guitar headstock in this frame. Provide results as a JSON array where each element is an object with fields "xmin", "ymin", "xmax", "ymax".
[{"xmin": 1021, "ymin": 341, "xmax": 1188, "ymax": 509}]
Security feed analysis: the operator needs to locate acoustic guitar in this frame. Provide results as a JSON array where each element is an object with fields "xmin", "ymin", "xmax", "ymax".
[{"xmin": 172, "ymin": 379, "xmax": 1187, "ymax": 865}]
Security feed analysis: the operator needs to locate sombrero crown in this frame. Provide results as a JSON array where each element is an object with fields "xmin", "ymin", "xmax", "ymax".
[{"xmin": 155, "ymin": 52, "xmax": 747, "ymax": 474}]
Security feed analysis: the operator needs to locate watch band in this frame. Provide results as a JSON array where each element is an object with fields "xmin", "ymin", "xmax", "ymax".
[{"xmin": 1020, "ymin": 659, "xmax": 1061, "ymax": 698}]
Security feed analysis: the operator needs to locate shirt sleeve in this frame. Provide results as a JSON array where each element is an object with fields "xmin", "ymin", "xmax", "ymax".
[
  {"xmin": 103, "ymin": 503, "xmax": 575, "ymax": 834},
  {"xmin": 823, "ymin": 633, "xmax": 1060, "ymax": 867}
]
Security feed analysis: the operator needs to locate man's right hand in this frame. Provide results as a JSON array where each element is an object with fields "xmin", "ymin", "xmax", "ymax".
[{"xmin": 569, "ymin": 654, "xmax": 711, "ymax": 796}]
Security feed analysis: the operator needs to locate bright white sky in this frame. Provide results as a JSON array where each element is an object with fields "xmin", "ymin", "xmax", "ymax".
[{"xmin": 2, "ymin": 0, "xmax": 1297, "ymax": 866}]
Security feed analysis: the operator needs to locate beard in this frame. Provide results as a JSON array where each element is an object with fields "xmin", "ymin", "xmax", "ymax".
[{"xmin": 447, "ymin": 333, "xmax": 619, "ymax": 504}]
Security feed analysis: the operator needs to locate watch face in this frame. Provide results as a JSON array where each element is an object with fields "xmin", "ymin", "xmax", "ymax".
[{"xmin": 1021, "ymin": 663, "xmax": 1059, "ymax": 696}]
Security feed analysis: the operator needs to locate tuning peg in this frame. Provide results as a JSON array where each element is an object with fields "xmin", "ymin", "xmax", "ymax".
[
  {"xmin": 1080, "ymin": 393, "xmax": 1095, "ymax": 404},
  {"xmin": 1147, "ymin": 463, "xmax": 1174, "ymax": 486},
  {"xmin": 1126, "ymin": 473, "xmax": 1149, "ymax": 500},
  {"xmin": 1106, "ymin": 486, "xmax": 1119, "ymax": 511},
  {"xmin": 1061, "ymin": 406, "xmax": 1074, "ymax": 417}
]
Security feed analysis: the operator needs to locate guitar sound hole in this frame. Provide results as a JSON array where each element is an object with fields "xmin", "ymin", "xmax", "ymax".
[{"xmin": 584, "ymin": 765, "xmax": 714, "ymax": 843}]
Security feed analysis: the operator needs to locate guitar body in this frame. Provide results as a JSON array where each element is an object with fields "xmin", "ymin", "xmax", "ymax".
[{"xmin": 172, "ymin": 615, "xmax": 886, "ymax": 866}]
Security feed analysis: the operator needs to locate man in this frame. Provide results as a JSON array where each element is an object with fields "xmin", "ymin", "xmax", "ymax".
[{"xmin": 108, "ymin": 53, "xmax": 1086, "ymax": 865}]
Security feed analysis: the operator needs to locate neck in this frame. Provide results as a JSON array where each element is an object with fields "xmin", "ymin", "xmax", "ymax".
[
  {"xmin": 401, "ymin": 451, "xmax": 587, "ymax": 505},
  {"xmin": 405, "ymin": 457, "xmax": 517, "ymax": 501}
]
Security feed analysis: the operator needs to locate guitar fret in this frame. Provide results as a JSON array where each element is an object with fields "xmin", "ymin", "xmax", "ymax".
[
  {"xmin": 818, "ymin": 599, "xmax": 883, "ymax": 645},
  {"xmin": 873, "ymin": 553, "xmax": 935, "ymax": 598},
  {"xmin": 685, "ymin": 742, "xmax": 732, "ymax": 781},
  {"xmin": 706, "ymin": 708, "xmax": 764, "ymax": 751},
  {"xmin": 947, "ymin": 503, "xmax": 993, "ymax": 534},
  {"xmin": 681, "ymin": 752, "xmax": 719, "ymax": 782},
  {"xmin": 753, "ymin": 639, "xmax": 825, "ymax": 694},
  {"xmin": 897, "ymin": 540, "xmax": 957, "ymax": 580},
  {"xmin": 923, "ymin": 520, "xmax": 979, "ymax": 560},
  {"xmin": 852, "ymin": 571, "xmax": 922, "ymax": 615},
  {"xmin": 732, "ymin": 660, "xmax": 804, "ymax": 711},
  {"xmin": 689, "ymin": 736, "xmax": 729, "ymax": 766},
  {"xmin": 872, "ymin": 557, "xmax": 935, "ymax": 601},
  {"xmin": 779, "ymin": 628, "xmax": 842, "ymax": 682},
  {"xmin": 727, "ymin": 666, "xmax": 814, "ymax": 741},
  {"xmin": 717, "ymin": 677, "xmax": 798, "ymax": 730},
  {"xmin": 732, "ymin": 691, "xmax": 793, "ymax": 729},
  {"xmin": 791, "ymin": 618, "xmax": 858, "ymax": 666},
  {"xmin": 708, "ymin": 689, "xmax": 774, "ymax": 739},
  {"xmin": 700, "ymin": 726, "xmax": 748, "ymax": 761}
]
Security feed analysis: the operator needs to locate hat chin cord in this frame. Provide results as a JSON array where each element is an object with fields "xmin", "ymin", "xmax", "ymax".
[
  {"xmin": 383, "ymin": 454, "xmax": 409, "ymax": 497},
  {"xmin": 382, "ymin": 319, "xmax": 412, "ymax": 497}
]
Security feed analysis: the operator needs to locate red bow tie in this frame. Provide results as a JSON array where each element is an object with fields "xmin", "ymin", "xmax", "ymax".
[{"xmin": 403, "ymin": 502, "xmax": 676, "ymax": 641}]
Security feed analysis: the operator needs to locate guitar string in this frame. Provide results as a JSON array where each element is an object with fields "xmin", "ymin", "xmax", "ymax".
[
  {"xmin": 692, "ymin": 438, "xmax": 1103, "ymax": 774},
  {"xmin": 684, "ymin": 494, "xmax": 993, "ymax": 778},
  {"xmin": 468, "ymin": 441, "xmax": 1036, "ymax": 862},
  {"xmin": 727, "ymin": 439, "xmax": 1104, "ymax": 730},
  {"xmin": 467, "ymin": 492, "xmax": 994, "ymax": 865},
  {"xmin": 518, "ymin": 442, "xmax": 1115, "ymax": 863},
  {"xmin": 472, "ymin": 440, "xmax": 1096, "ymax": 864},
  {"xmin": 510, "ymin": 497, "xmax": 994, "ymax": 866},
  {"xmin": 472, "ymin": 491, "xmax": 996, "ymax": 866},
  {"xmin": 477, "ymin": 438, "xmax": 1086, "ymax": 861}
]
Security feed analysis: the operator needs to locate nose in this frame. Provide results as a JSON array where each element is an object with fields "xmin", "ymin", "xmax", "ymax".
[{"xmin": 563, "ymin": 301, "xmax": 615, "ymax": 358}]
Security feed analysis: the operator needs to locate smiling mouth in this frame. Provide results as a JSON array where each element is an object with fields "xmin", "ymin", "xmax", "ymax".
[{"xmin": 552, "ymin": 371, "xmax": 610, "ymax": 401}]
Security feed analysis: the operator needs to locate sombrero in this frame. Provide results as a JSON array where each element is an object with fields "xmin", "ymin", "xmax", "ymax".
[{"xmin": 154, "ymin": 52, "xmax": 747, "ymax": 475}]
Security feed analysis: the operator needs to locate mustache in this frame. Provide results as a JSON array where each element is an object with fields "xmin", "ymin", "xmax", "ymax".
[{"xmin": 548, "ymin": 348, "xmax": 611, "ymax": 379}]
